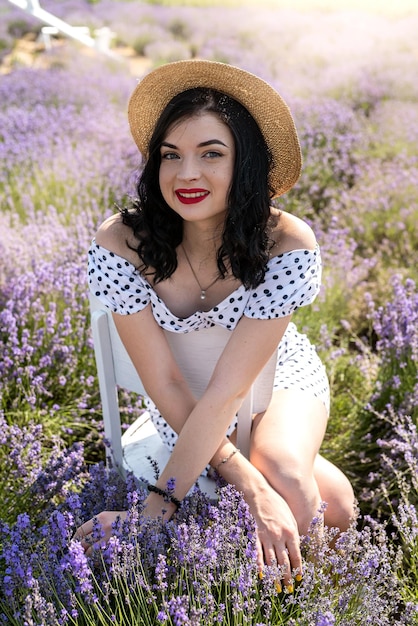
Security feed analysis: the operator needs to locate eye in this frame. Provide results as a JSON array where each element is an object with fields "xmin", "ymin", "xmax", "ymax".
[
  {"xmin": 161, "ymin": 151, "xmax": 179, "ymax": 160},
  {"xmin": 203, "ymin": 150, "xmax": 222, "ymax": 159}
]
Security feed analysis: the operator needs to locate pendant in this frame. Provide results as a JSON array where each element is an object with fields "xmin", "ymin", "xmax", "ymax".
[{"xmin": 200, "ymin": 291, "xmax": 206, "ymax": 300}]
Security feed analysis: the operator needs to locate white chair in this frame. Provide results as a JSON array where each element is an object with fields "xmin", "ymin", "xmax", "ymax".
[{"xmin": 90, "ymin": 293, "xmax": 277, "ymax": 499}]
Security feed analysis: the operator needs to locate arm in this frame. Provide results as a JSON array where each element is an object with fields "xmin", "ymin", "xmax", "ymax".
[
  {"xmin": 153, "ymin": 313, "xmax": 291, "ymax": 495},
  {"xmin": 113, "ymin": 304, "xmax": 198, "ymax": 435},
  {"xmin": 111, "ymin": 305, "xmax": 301, "ymax": 578},
  {"xmin": 113, "ymin": 297, "xmax": 291, "ymax": 497},
  {"xmin": 79, "ymin": 285, "xmax": 301, "ymax": 578},
  {"xmin": 80, "ymin": 214, "xmax": 312, "ymax": 577},
  {"xmin": 144, "ymin": 312, "xmax": 302, "ymax": 581}
]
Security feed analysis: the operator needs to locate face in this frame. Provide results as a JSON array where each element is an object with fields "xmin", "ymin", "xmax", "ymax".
[{"xmin": 159, "ymin": 112, "xmax": 235, "ymax": 226}]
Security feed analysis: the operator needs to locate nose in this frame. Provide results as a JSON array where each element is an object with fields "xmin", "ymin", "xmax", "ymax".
[{"xmin": 177, "ymin": 156, "xmax": 200, "ymax": 181}]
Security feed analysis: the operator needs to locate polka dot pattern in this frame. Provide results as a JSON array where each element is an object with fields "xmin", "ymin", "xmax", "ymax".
[
  {"xmin": 88, "ymin": 241, "xmax": 322, "ymax": 330},
  {"xmin": 245, "ymin": 248, "xmax": 321, "ymax": 320},
  {"xmin": 88, "ymin": 240, "xmax": 329, "ymax": 454}
]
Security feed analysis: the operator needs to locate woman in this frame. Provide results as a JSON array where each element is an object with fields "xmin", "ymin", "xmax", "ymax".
[{"xmin": 78, "ymin": 60, "xmax": 355, "ymax": 588}]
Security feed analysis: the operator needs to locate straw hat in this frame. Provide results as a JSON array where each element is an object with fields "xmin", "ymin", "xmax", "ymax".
[{"xmin": 128, "ymin": 59, "xmax": 302, "ymax": 198}]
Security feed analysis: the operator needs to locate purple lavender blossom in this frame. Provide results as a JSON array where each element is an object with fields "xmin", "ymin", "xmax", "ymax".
[{"xmin": 1, "ymin": 0, "xmax": 418, "ymax": 622}]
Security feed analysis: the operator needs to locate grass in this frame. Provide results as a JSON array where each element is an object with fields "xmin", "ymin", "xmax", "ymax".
[{"xmin": 0, "ymin": 1, "xmax": 417, "ymax": 623}]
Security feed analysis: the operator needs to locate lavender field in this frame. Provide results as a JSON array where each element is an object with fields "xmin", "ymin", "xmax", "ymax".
[{"xmin": 0, "ymin": 0, "xmax": 417, "ymax": 624}]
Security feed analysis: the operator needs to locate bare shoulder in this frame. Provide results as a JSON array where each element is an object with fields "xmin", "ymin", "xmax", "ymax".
[
  {"xmin": 269, "ymin": 209, "xmax": 317, "ymax": 256},
  {"xmin": 95, "ymin": 213, "xmax": 140, "ymax": 265}
]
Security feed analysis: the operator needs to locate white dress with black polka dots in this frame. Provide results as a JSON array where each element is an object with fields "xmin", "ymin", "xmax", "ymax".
[{"xmin": 88, "ymin": 241, "xmax": 330, "ymax": 450}]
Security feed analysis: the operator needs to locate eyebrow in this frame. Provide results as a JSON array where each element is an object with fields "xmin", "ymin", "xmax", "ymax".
[{"xmin": 161, "ymin": 139, "xmax": 229, "ymax": 149}]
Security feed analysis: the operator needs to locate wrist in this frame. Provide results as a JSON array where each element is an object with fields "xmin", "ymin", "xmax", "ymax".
[
  {"xmin": 210, "ymin": 441, "xmax": 233, "ymax": 471},
  {"xmin": 147, "ymin": 483, "xmax": 182, "ymax": 508},
  {"xmin": 214, "ymin": 446, "xmax": 240, "ymax": 472},
  {"xmin": 144, "ymin": 493, "xmax": 178, "ymax": 519},
  {"xmin": 242, "ymin": 473, "xmax": 270, "ymax": 501},
  {"xmin": 212, "ymin": 443, "xmax": 269, "ymax": 498},
  {"xmin": 144, "ymin": 483, "xmax": 181, "ymax": 519}
]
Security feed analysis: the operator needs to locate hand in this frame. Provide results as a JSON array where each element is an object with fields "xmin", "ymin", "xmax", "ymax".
[
  {"xmin": 248, "ymin": 485, "xmax": 302, "ymax": 590},
  {"xmin": 72, "ymin": 493, "xmax": 176, "ymax": 555},
  {"xmin": 73, "ymin": 511, "xmax": 127, "ymax": 555}
]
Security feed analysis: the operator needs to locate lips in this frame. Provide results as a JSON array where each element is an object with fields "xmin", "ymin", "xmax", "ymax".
[{"xmin": 175, "ymin": 189, "xmax": 210, "ymax": 205}]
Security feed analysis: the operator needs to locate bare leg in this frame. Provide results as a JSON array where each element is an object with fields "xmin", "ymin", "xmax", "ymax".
[
  {"xmin": 314, "ymin": 454, "xmax": 355, "ymax": 531},
  {"xmin": 250, "ymin": 389, "xmax": 354, "ymax": 535}
]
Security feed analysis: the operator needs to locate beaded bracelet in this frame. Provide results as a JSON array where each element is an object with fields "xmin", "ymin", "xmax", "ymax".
[
  {"xmin": 216, "ymin": 447, "xmax": 240, "ymax": 471},
  {"xmin": 147, "ymin": 484, "xmax": 182, "ymax": 508}
]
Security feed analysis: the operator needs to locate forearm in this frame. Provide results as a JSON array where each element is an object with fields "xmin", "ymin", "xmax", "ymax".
[
  {"xmin": 151, "ymin": 378, "xmax": 197, "ymax": 435},
  {"xmin": 211, "ymin": 439, "xmax": 270, "ymax": 506},
  {"xmin": 146, "ymin": 435, "xmax": 271, "ymax": 524},
  {"xmin": 150, "ymin": 388, "xmax": 244, "ymax": 498}
]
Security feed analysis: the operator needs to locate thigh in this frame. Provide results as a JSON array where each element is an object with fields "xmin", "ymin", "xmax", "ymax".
[{"xmin": 250, "ymin": 388, "xmax": 329, "ymax": 474}]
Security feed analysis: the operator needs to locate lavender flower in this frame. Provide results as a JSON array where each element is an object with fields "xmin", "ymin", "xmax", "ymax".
[{"xmin": 1, "ymin": 1, "xmax": 418, "ymax": 622}]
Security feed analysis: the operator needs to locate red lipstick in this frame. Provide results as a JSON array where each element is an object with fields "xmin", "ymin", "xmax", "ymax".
[{"xmin": 175, "ymin": 188, "xmax": 209, "ymax": 205}]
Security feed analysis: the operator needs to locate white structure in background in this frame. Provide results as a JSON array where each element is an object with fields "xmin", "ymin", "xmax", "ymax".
[{"xmin": 7, "ymin": 0, "xmax": 116, "ymax": 56}]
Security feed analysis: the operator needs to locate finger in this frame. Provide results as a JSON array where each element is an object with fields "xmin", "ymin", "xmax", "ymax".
[
  {"xmin": 286, "ymin": 534, "xmax": 303, "ymax": 581},
  {"xmin": 257, "ymin": 528, "xmax": 279, "ymax": 571},
  {"xmin": 73, "ymin": 520, "xmax": 94, "ymax": 541},
  {"xmin": 255, "ymin": 532, "xmax": 265, "ymax": 578},
  {"xmin": 81, "ymin": 536, "xmax": 93, "ymax": 554},
  {"xmin": 275, "ymin": 548, "xmax": 293, "ymax": 590},
  {"xmin": 265, "ymin": 550, "xmax": 285, "ymax": 594},
  {"xmin": 72, "ymin": 529, "xmax": 93, "ymax": 553},
  {"xmin": 82, "ymin": 533, "xmax": 107, "ymax": 555},
  {"xmin": 73, "ymin": 521, "xmax": 98, "ymax": 554},
  {"xmin": 264, "ymin": 547, "xmax": 278, "ymax": 567},
  {"xmin": 85, "ymin": 538, "xmax": 103, "ymax": 557}
]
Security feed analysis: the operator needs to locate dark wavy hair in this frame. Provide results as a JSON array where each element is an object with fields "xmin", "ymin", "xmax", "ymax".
[{"xmin": 122, "ymin": 87, "xmax": 276, "ymax": 289}]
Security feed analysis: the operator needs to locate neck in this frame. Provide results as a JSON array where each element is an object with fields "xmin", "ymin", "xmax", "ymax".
[{"xmin": 181, "ymin": 221, "xmax": 223, "ymax": 260}]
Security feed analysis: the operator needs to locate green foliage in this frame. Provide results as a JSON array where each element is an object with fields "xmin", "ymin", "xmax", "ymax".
[
  {"xmin": 168, "ymin": 18, "xmax": 191, "ymax": 40},
  {"xmin": 7, "ymin": 20, "xmax": 35, "ymax": 38},
  {"xmin": 132, "ymin": 33, "xmax": 156, "ymax": 56},
  {"xmin": 1, "ymin": 1, "xmax": 417, "ymax": 620}
]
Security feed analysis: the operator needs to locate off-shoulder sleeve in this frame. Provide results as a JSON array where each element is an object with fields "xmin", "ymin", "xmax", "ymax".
[
  {"xmin": 87, "ymin": 240, "xmax": 150, "ymax": 315},
  {"xmin": 244, "ymin": 245, "xmax": 322, "ymax": 319}
]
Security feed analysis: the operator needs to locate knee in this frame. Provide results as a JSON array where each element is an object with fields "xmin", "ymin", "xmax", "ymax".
[{"xmin": 324, "ymin": 474, "xmax": 356, "ymax": 532}]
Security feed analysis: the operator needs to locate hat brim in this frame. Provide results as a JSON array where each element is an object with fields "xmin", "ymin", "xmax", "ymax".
[{"xmin": 128, "ymin": 60, "xmax": 301, "ymax": 198}]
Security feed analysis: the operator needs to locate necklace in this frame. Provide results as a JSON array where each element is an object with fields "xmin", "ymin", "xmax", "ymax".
[{"xmin": 181, "ymin": 244, "xmax": 220, "ymax": 300}]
